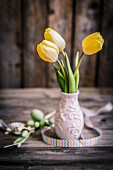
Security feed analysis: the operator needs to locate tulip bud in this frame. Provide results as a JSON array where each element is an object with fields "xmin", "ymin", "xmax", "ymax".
[
  {"xmin": 44, "ymin": 28, "xmax": 66, "ymax": 52},
  {"xmin": 82, "ymin": 32, "xmax": 104, "ymax": 55},
  {"xmin": 37, "ymin": 40, "xmax": 59, "ymax": 63}
]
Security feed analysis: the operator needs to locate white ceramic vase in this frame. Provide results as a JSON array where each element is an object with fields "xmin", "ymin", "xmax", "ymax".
[{"xmin": 55, "ymin": 90, "xmax": 84, "ymax": 140}]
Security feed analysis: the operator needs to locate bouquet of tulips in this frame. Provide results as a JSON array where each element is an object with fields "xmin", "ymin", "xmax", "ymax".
[{"xmin": 37, "ymin": 28, "xmax": 104, "ymax": 93}]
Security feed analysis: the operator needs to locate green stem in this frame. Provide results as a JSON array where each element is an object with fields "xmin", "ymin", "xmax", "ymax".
[
  {"xmin": 62, "ymin": 51, "xmax": 75, "ymax": 93},
  {"xmin": 61, "ymin": 60, "xmax": 64, "ymax": 67},
  {"xmin": 56, "ymin": 60, "xmax": 65, "ymax": 77},
  {"xmin": 61, "ymin": 50, "xmax": 65, "ymax": 57},
  {"xmin": 74, "ymin": 52, "xmax": 84, "ymax": 77},
  {"xmin": 74, "ymin": 51, "xmax": 80, "ymax": 92}
]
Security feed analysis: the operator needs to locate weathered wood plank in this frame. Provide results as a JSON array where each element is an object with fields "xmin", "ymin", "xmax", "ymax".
[
  {"xmin": 0, "ymin": 165, "xmax": 113, "ymax": 170},
  {"xmin": 1, "ymin": 165, "xmax": 113, "ymax": 170},
  {"xmin": 0, "ymin": 88, "xmax": 113, "ymax": 168},
  {"xmin": 0, "ymin": 147, "xmax": 113, "ymax": 165},
  {"xmin": 0, "ymin": 88, "xmax": 113, "ymax": 148},
  {"xmin": 73, "ymin": 0, "xmax": 101, "ymax": 86},
  {"xmin": 98, "ymin": 0, "xmax": 113, "ymax": 87},
  {"xmin": 33, "ymin": 0, "xmax": 47, "ymax": 87},
  {"xmin": 47, "ymin": 0, "xmax": 73, "ymax": 87},
  {"xmin": 22, "ymin": 0, "xmax": 47, "ymax": 87},
  {"xmin": 0, "ymin": 0, "xmax": 21, "ymax": 88},
  {"xmin": 0, "ymin": 0, "xmax": 113, "ymax": 89},
  {"xmin": 22, "ymin": 0, "xmax": 35, "ymax": 87}
]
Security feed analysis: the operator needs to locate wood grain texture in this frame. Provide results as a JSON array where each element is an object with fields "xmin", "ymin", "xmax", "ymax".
[
  {"xmin": 22, "ymin": 0, "xmax": 36, "ymax": 87},
  {"xmin": 22, "ymin": 0, "xmax": 47, "ymax": 87},
  {"xmin": 47, "ymin": 0, "xmax": 73, "ymax": 87},
  {"xmin": 0, "ymin": 0, "xmax": 113, "ymax": 89},
  {"xmin": 98, "ymin": 0, "xmax": 113, "ymax": 87},
  {"xmin": 0, "ymin": 88, "xmax": 113, "ymax": 168},
  {"xmin": 0, "ymin": 165, "xmax": 113, "ymax": 170},
  {"xmin": 73, "ymin": 0, "xmax": 101, "ymax": 86},
  {"xmin": 0, "ymin": 0, "xmax": 21, "ymax": 88},
  {"xmin": 0, "ymin": 147, "xmax": 113, "ymax": 165},
  {"xmin": 33, "ymin": 0, "xmax": 47, "ymax": 87}
]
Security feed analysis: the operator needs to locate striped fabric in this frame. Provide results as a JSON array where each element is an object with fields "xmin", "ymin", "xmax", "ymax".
[{"xmin": 41, "ymin": 127, "xmax": 101, "ymax": 147}]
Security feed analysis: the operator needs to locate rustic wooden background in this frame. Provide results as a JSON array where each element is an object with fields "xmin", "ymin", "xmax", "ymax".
[{"xmin": 0, "ymin": 0, "xmax": 113, "ymax": 89}]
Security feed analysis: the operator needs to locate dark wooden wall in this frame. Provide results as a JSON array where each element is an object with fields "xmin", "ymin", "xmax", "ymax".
[{"xmin": 0, "ymin": 0, "xmax": 113, "ymax": 88}]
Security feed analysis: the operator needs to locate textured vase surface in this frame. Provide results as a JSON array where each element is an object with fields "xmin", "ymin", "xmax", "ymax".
[{"xmin": 55, "ymin": 91, "xmax": 84, "ymax": 140}]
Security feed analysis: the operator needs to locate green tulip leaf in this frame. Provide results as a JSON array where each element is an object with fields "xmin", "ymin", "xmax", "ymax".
[
  {"xmin": 57, "ymin": 70, "xmax": 64, "ymax": 80},
  {"xmin": 64, "ymin": 52, "xmax": 75, "ymax": 93},
  {"xmin": 54, "ymin": 64, "xmax": 65, "ymax": 92}
]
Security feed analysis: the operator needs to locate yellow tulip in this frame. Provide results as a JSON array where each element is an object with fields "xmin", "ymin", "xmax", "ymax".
[
  {"xmin": 44, "ymin": 28, "xmax": 66, "ymax": 52},
  {"xmin": 82, "ymin": 32, "xmax": 104, "ymax": 55},
  {"xmin": 37, "ymin": 40, "xmax": 59, "ymax": 63}
]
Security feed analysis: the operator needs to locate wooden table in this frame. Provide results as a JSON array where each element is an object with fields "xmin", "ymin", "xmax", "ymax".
[{"xmin": 0, "ymin": 88, "xmax": 113, "ymax": 170}]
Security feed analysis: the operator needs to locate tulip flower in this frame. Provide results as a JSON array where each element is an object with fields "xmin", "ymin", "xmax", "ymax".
[
  {"xmin": 74, "ymin": 32, "xmax": 104, "ymax": 77},
  {"xmin": 37, "ymin": 40, "xmax": 59, "ymax": 63},
  {"xmin": 36, "ymin": 29, "xmax": 104, "ymax": 93},
  {"xmin": 82, "ymin": 32, "xmax": 104, "ymax": 55},
  {"xmin": 44, "ymin": 28, "xmax": 66, "ymax": 52}
]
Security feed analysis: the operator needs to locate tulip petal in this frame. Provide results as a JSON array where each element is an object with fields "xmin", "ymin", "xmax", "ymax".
[
  {"xmin": 37, "ymin": 43, "xmax": 58, "ymax": 63},
  {"xmin": 44, "ymin": 28, "xmax": 66, "ymax": 51},
  {"xmin": 42, "ymin": 40, "xmax": 59, "ymax": 54},
  {"xmin": 37, "ymin": 44, "xmax": 52, "ymax": 62},
  {"xmin": 42, "ymin": 45, "xmax": 58, "ymax": 62},
  {"xmin": 82, "ymin": 32, "xmax": 104, "ymax": 55},
  {"xmin": 82, "ymin": 32, "xmax": 101, "ymax": 47},
  {"xmin": 83, "ymin": 39, "xmax": 103, "ymax": 55}
]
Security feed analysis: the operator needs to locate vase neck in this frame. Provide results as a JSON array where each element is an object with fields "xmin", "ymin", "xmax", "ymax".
[{"xmin": 61, "ymin": 91, "xmax": 79, "ymax": 100}]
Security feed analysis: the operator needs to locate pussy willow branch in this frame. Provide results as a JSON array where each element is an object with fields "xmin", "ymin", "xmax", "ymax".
[{"xmin": 4, "ymin": 131, "xmax": 31, "ymax": 148}]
